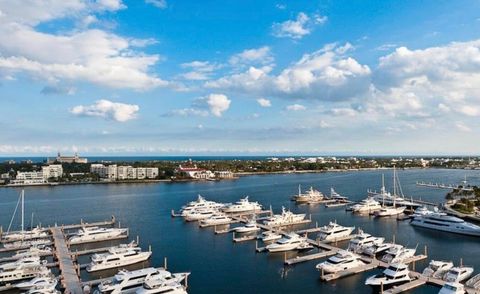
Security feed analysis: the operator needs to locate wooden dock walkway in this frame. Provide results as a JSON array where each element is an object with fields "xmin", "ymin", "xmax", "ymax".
[
  {"xmin": 384, "ymin": 278, "xmax": 427, "ymax": 294},
  {"xmin": 51, "ymin": 227, "xmax": 84, "ymax": 294}
]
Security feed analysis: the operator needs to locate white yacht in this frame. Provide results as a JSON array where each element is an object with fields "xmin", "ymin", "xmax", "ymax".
[
  {"xmin": 413, "ymin": 206, "xmax": 434, "ymax": 217},
  {"xmin": 350, "ymin": 197, "xmax": 382, "ymax": 214},
  {"xmin": 362, "ymin": 242, "xmax": 395, "ymax": 257},
  {"xmin": 292, "ymin": 185, "xmax": 324, "ymax": 203},
  {"xmin": 15, "ymin": 276, "xmax": 57, "ymax": 290},
  {"xmin": 136, "ymin": 273, "xmax": 190, "ymax": 294},
  {"xmin": 12, "ymin": 245, "xmax": 52, "ymax": 259},
  {"xmin": 263, "ymin": 207, "xmax": 306, "ymax": 227},
  {"xmin": 370, "ymin": 171, "xmax": 419, "ymax": 208},
  {"xmin": 265, "ymin": 233, "xmax": 312, "ymax": 252},
  {"xmin": 315, "ymin": 250, "xmax": 365, "ymax": 273},
  {"xmin": 330, "ymin": 188, "xmax": 348, "ymax": 201},
  {"xmin": 466, "ymin": 273, "xmax": 480, "ymax": 290},
  {"xmin": 2, "ymin": 226, "xmax": 49, "ymax": 243},
  {"xmin": 374, "ymin": 205, "xmax": 406, "ymax": 217},
  {"xmin": 317, "ymin": 222, "xmax": 355, "ymax": 242},
  {"xmin": 233, "ymin": 220, "xmax": 260, "ymax": 233},
  {"xmin": 257, "ymin": 231, "xmax": 282, "ymax": 243},
  {"xmin": 411, "ymin": 210, "xmax": 480, "ymax": 237},
  {"xmin": 199, "ymin": 213, "xmax": 232, "ymax": 226},
  {"xmin": 97, "ymin": 267, "xmax": 171, "ymax": 294},
  {"xmin": 444, "ymin": 266, "xmax": 474, "ymax": 283},
  {"xmin": 381, "ymin": 244, "xmax": 416, "ymax": 264},
  {"xmin": 180, "ymin": 195, "xmax": 225, "ymax": 216},
  {"xmin": 439, "ymin": 282, "xmax": 465, "ymax": 294},
  {"xmin": 422, "ymin": 260, "xmax": 454, "ymax": 279},
  {"xmin": 26, "ymin": 284, "xmax": 60, "ymax": 294},
  {"xmin": 222, "ymin": 196, "xmax": 262, "ymax": 213},
  {"xmin": 348, "ymin": 230, "xmax": 384, "ymax": 253},
  {"xmin": 365, "ymin": 263, "xmax": 411, "ymax": 290},
  {"xmin": 183, "ymin": 208, "xmax": 217, "ymax": 222},
  {"xmin": 0, "ymin": 257, "xmax": 49, "ymax": 283},
  {"xmin": 69, "ymin": 226, "xmax": 128, "ymax": 244},
  {"xmin": 3, "ymin": 238, "xmax": 51, "ymax": 249},
  {"xmin": 87, "ymin": 243, "xmax": 152, "ymax": 272}
]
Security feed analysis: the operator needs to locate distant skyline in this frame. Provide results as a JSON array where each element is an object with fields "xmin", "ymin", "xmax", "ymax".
[{"xmin": 1, "ymin": 0, "xmax": 480, "ymax": 155}]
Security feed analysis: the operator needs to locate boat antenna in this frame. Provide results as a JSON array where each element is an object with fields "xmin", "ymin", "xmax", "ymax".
[
  {"xmin": 21, "ymin": 189, "xmax": 24, "ymax": 233},
  {"xmin": 393, "ymin": 166, "xmax": 396, "ymax": 196}
]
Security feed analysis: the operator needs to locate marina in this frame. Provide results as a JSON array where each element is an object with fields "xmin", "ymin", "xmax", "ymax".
[{"xmin": 1, "ymin": 168, "xmax": 480, "ymax": 293}]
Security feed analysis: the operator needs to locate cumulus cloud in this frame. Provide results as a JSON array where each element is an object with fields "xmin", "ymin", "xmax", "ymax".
[
  {"xmin": 0, "ymin": 1, "xmax": 167, "ymax": 90},
  {"xmin": 203, "ymin": 94, "xmax": 231, "ymax": 117},
  {"xmin": 272, "ymin": 12, "xmax": 327, "ymax": 39},
  {"xmin": 70, "ymin": 99, "xmax": 139, "ymax": 122},
  {"xmin": 229, "ymin": 46, "xmax": 274, "ymax": 66},
  {"xmin": 286, "ymin": 104, "xmax": 306, "ymax": 111},
  {"xmin": 180, "ymin": 61, "xmax": 221, "ymax": 81},
  {"xmin": 167, "ymin": 94, "xmax": 231, "ymax": 118},
  {"xmin": 257, "ymin": 98, "xmax": 272, "ymax": 107},
  {"xmin": 206, "ymin": 43, "xmax": 371, "ymax": 101},
  {"xmin": 145, "ymin": 0, "xmax": 167, "ymax": 9}
]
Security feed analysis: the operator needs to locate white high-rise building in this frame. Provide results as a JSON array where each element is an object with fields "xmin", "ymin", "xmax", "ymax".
[
  {"xmin": 117, "ymin": 166, "xmax": 129, "ymax": 180},
  {"xmin": 146, "ymin": 168, "xmax": 159, "ymax": 179},
  {"xmin": 42, "ymin": 164, "xmax": 63, "ymax": 179},
  {"xmin": 136, "ymin": 168, "xmax": 146, "ymax": 179}
]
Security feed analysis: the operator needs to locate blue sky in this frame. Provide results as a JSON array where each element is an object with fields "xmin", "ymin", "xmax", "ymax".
[{"xmin": 1, "ymin": 0, "xmax": 480, "ymax": 156}]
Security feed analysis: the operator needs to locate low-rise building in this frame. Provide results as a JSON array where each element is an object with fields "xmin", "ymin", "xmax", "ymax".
[
  {"xmin": 146, "ymin": 168, "xmax": 159, "ymax": 179},
  {"xmin": 215, "ymin": 171, "xmax": 234, "ymax": 178},
  {"xmin": 42, "ymin": 164, "xmax": 63, "ymax": 179},
  {"xmin": 90, "ymin": 165, "xmax": 158, "ymax": 180},
  {"xmin": 175, "ymin": 165, "xmax": 215, "ymax": 179},
  {"xmin": 12, "ymin": 171, "xmax": 46, "ymax": 185}
]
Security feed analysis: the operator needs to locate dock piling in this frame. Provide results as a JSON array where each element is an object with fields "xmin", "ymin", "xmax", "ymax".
[
  {"xmin": 137, "ymin": 235, "xmax": 139, "ymax": 245},
  {"xmin": 424, "ymin": 245, "xmax": 427, "ymax": 256},
  {"xmin": 164, "ymin": 257, "xmax": 168, "ymax": 270}
]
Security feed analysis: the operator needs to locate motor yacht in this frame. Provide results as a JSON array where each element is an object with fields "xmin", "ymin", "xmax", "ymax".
[
  {"xmin": 466, "ymin": 273, "xmax": 480, "ymax": 290},
  {"xmin": 136, "ymin": 272, "xmax": 190, "ymax": 294},
  {"xmin": 69, "ymin": 226, "xmax": 128, "ymax": 245},
  {"xmin": 263, "ymin": 207, "xmax": 306, "ymax": 227},
  {"xmin": 0, "ymin": 257, "xmax": 49, "ymax": 283},
  {"xmin": 330, "ymin": 188, "xmax": 348, "ymax": 201},
  {"xmin": 362, "ymin": 242, "xmax": 395, "ymax": 257},
  {"xmin": 25, "ymin": 284, "xmax": 60, "ymax": 294},
  {"xmin": 350, "ymin": 197, "xmax": 382, "ymax": 214},
  {"xmin": 292, "ymin": 186, "xmax": 324, "ymax": 203},
  {"xmin": 265, "ymin": 233, "xmax": 312, "ymax": 252},
  {"xmin": 15, "ymin": 276, "xmax": 57, "ymax": 290},
  {"xmin": 374, "ymin": 205, "xmax": 406, "ymax": 217},
  {"xmin": 381, "ymin": 244, "xmax": 416, "ymax": 264},
  {"xmin": 365, "ymin": 263, "xmax": 411, "ymax": 290},
  {"xmin": 438, "ymin": 282, "xmax": 465, "ymax": 294},
  {"xmin": 2, "ymin": 226, "xmax": 49, "ymax": 242},
  {"xmin": 87, "ymin": 243, "xmax": 152, "ymax": 272},
  {"xmin": 411, "ymin": 210, "xmax": 480, "ymax": 237},
  {"xmin": 257, "ymin": 231, "xmax": 282, "ymax": 243},
  {"xmin": 180, "ymin": 195, "xmax": 225, "ymax": 216},
  {"xmin": 12, "ymin": 245, "xmax": 52, "ymax": 260},
  {"xmin": 222, "ymin": 196, "xmax": 262, "ymax": 213},
  {"xmin": 422, "ymin": 260, "xmax": 454, "ymax": 279},
  {"xmin": 348, "ymin": 230, "xmax": 384, "ymax": 253},
  {"xmin": 233, "ymin": 220, "xmax": 260, "ymax": 233},
  {"xmin": 97, "ymin": 267, "xmax": 171, "ymax": 294},
  {"xmin": 444, "ymin": 266, "xmax": 474, "ymax": 283},
  {"xmin": 412, "ymin": 206, "xmax": 434, "ymax": 217},
  {"xmin": 183, "ymin": 209, "xmax": 217, "ymax": 222},
  {"xmin": 315, "ymin": 250, "xmax": 365, "ymax": 273},
  {"xmin": 317, "ymin": 222, "xmax": 355, "ymax": 242},
  {"xmin": 199, "ymin": 213, "xmax": 232, "ymax": 226},
  {"xmin": 3, "ymin": 238, "xmax": 51, "ymax": 249}
]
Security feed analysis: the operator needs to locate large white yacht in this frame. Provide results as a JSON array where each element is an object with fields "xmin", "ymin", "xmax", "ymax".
[
  {"xmin": 97, "ymin": 267, "xmax": 171, "ymax": 294},
  {"xmin": 0, "ymin": 257, "xmax": 49, "ymax": 283},
  {"xmin": 69, "ymin": 226, "xmax": 128, "ymax": 244},
  {"xmin": 263, "ymin": 207, "xmax": 306, "ymax": 227},
  {"xmin": 317, "ymin": 222, "xmax": 355, "ymax": 242},
  {"xmin": 180, "ymin": 195, "xmax": 225, "ymax": 216},
  {"xmin": 439, "ymin": 282, "xmax": 465, "ymax": 294},
  {"xmin": 222, "ymin": 196, "xmax": 262, "ymax": 213},
  {"xmin": 365, "ymin": 263, "xmax": 411, "ymax": 290},
  {"xmin": 411, "ymin": 210, "xmax": 480, "ymax": 237},
  {"xmin": 265, "ymin": 233, "xmax": 312, "ymax": 252},
  {"xmin": 369, "ymin": 170, "xmax": 419, "ymax": 208},
  {"xmin": 2, "ymin": 226, "xmax": 49, "ymax": 243},
  {"xmin": 257, "ymin": 231, "xmax": 282, "ymax": 243},
  {"xmin": 348, "ymin": 230, "xmax": 384, "ymax": 253},
  {"xmin": 15, "ymin": 276, "xmax": 57, "ymax": 290},
  {"xmin": 87, "ymin": 242, "xmax": 152, "ymax": 272},
  {"xmin": 315, "ymin": 250, "xmax": 365, "ymax": 273},
  {"xmin": 136, "ymin": 273, "xmax": 190, "ymax": 294},
  {"xmin": 12, "ymin": 245, "xmax": 52, "ymax": 259},
  {"xmin": 374, "ymin": 205, "xmax": 406, "ymax": 217},
  {"xmin": 3, "ymin": 238, "xmax": 51, "ymax": 249},
  {"xmin": 233, "ymin": 219, "xmax": 261, "ymax": 233},
  {"xmin": 362, "ymin": 242, "xmax": 395, "ymax": 257},
  {"xmin": 422, "ymin": 260, "xmax": 454, "ymax": 279},
  {"xmin": 183, "ymin": 208, "xmax": 217, "ymax": 222},
  {"xmin": 381, "ymin": 244, "xmax": 416, "ymax": 264},
  {"xmin": 199, "ymin": 213, "xmax": 232, "ymax": 226},
  {"xmin": 25, "ymin": 284, "xmax": 60, "ymax": 294},
  {"xmin": 350, "ymin": 197, "xmax": 382, "ymax": 214},
  {"xmin": 444, "ymin": 266, "xmax": 474, "ymax": 283},
  {"xmin": 292, "ymin": 186, "xmax": 324, "ymax": 203}
]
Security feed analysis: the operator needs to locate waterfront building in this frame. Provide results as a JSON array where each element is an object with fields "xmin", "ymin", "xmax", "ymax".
[
  {"xmin": 12, "ymin": 171, "xmax": 46, "ymax": 185},
  {"xmin": 117, "ymin": 166, "xmax": 129, "ymax": 180},
  {"xmin": 47, "ymin": 152, "xmax": 88, "ymax": 164},
  {"xmin": 175, "ymin": 165, "xmax": 215, "ymax": 179},
  {"xmin": 90, "ymin": 165, "xmax": 158, "ymax": 180},
  {"xmin": 42, "ymin": 164, "xmax": 63, "ymax": 179},
  {"xmin": 145, "ymin": 168, "xmax": 159, "ymax": 179},
  {"xmin": 136, "ymin": 168, "xmax": 146, "ymax": 179},
  {"xmin": 215, "ymin": 171, "xmax": 234, "ymax": 178},
  {"xmin": 126, "ymin": 166, "xmax": 137, "ymax": 179}
]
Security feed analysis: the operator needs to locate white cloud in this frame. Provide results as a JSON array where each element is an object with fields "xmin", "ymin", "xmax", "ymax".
[
  {"xmin": 257, "ymin": 98, "xmax": 272, "ymax": 107},
  {"xmin": 272, "ymin": 12, "xmax": 327, "ymax": 39},
  {"xmin": 180, "ymin": 61, "xmax": 221, "ymax": 81},
  {"xmin": 166, "ymin": 108, "xmax": 209, "ymax": 117},
  {"xmin": 204, "ymin": 94, "xmax": 231, "ymax": 117},
  {"xmin": 229, "ymin": 46, "xmax": 274, "ymax": 66},
  {"xmin": 286, "ymin": 104, "xmax": 306, "ymax": 111},
  {"xmin": 455, "ymin": 122, "xmax": 472, "ymax": 132},
  {"xmin": 145, "ymin": 0, "xmax": 167, "ymax": 9},
  {"xmin": 70, "ymin": 99, "xmax": 139, "ymax": 122},
  {"xmin": 275, "ymin": 4, "xmax": 286, "ymax": 10},
  {"xmin": 0, "ymin": 1, "xmax": 166, "ymax": 90},
  {"xmin": 207, "ymin": 43, "xmax": 371, "ymax": 101}
]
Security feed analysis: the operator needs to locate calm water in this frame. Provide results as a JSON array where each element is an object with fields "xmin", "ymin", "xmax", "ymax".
[{"xmin": 0, "ymin": 168, "xmax": 479, "ymax": 294}]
